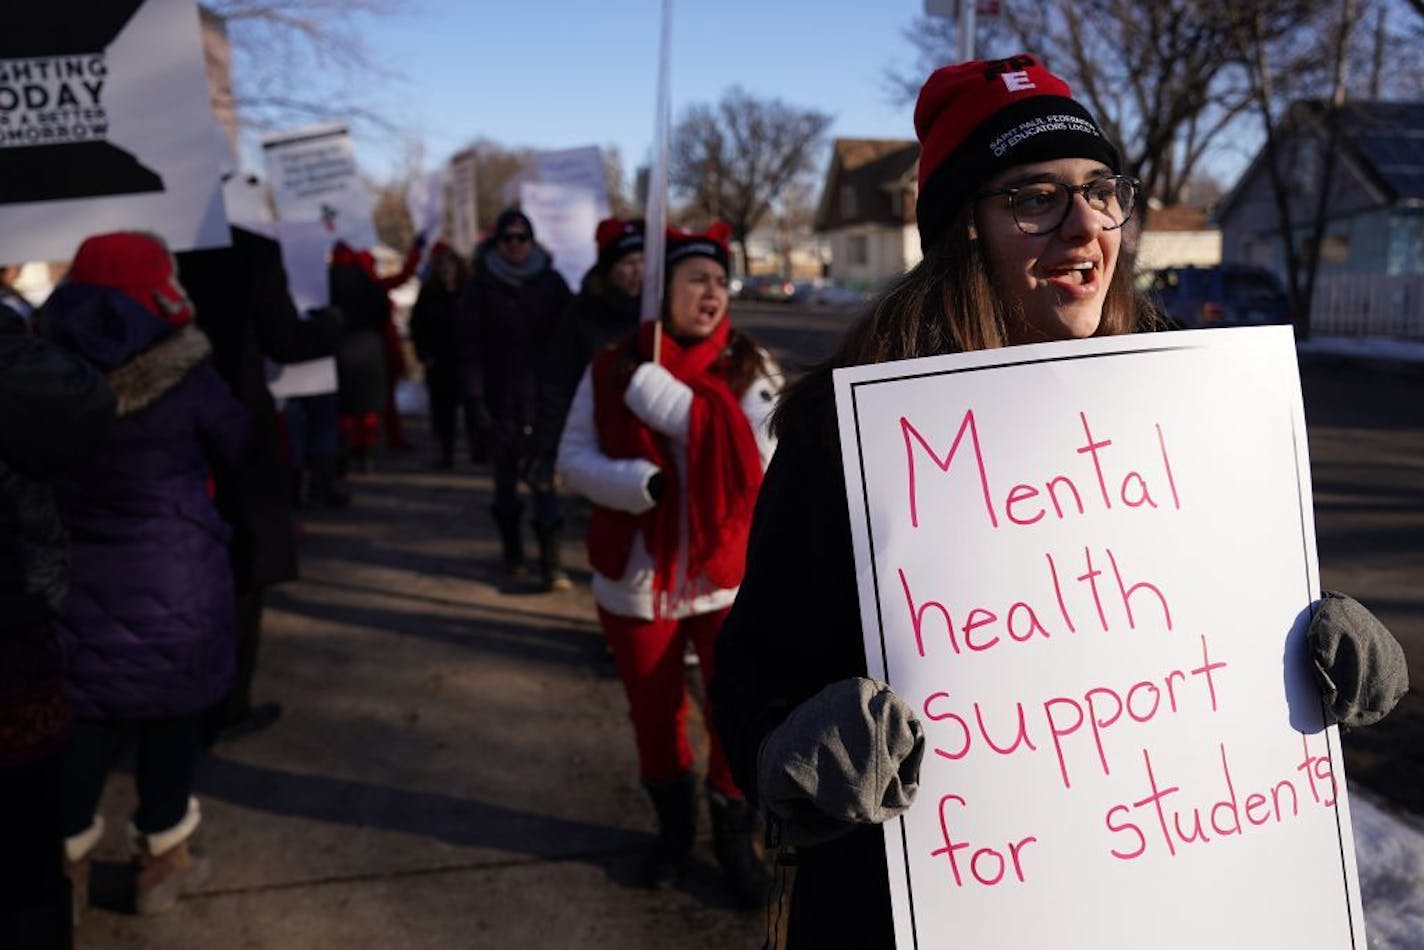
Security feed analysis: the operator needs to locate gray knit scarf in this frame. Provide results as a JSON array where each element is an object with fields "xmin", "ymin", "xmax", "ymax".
[{"xmin": 484, "ymin": 246, "xmax": 551, "ymax": 287}]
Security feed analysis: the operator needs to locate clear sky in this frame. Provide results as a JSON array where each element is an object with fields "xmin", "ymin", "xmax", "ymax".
[{"xmin": 337, "ymin": 0, "xmax": 942, "ymax": 180}]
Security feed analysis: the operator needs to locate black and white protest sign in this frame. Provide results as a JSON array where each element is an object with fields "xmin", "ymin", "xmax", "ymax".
[
  {"xmin": 261, "ymin": 123, "xmax": 377, "ymax": 249},
  {"xmin": 0, "ymin": 0, "xmax": 229, "ymax": 261}
]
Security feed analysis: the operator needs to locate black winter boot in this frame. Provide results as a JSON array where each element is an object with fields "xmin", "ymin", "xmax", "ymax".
[
  {"xmin": 533, "ymin": 522, "xmax": 573, "ymax": 592},
  {"xmin": 492, "ymin": 504, "xmax": 525, "ymax": 577},
  {"xmin": 708, "ymin": 792, "xmax": 773, "ymax": 908},
  {"xmin": 642, "ymin": 774, "xmax": 698, "ymax": 889},
  {"xmin": 308, "ymin": 456, "xmax": 351, "ymax": 508}
]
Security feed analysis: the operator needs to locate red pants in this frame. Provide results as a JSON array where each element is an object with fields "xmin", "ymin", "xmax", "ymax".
[{"xmin": 597, "ymin": 606, "xmax": 742, "ymax": 797}]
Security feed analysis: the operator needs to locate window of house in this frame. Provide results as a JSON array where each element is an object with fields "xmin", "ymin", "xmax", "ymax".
[{"xmin": 847, "ymin": 234, "xmax": 869, "ymax": 267}]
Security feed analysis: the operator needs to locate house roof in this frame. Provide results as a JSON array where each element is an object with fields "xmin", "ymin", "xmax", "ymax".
[
  {"xmin": 1142, "ymin": 203, "xmax": 1214, "ymax": 232},
  {"xmin": 1216, "ymin": 99, "xmax": 1424, "ymax": 219},
  {"xmin": 815, "ymin": 138, "xmax": 919, "ymax": 231},
  {"xmin": 1331, "ymin": 101, "xmax": 1424, "ymax": 204}
]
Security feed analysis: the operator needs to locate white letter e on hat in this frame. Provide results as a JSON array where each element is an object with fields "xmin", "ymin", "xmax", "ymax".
[{"xmin": 1001, "ymin": 70, "xmax": 1035, "ymax": 92}]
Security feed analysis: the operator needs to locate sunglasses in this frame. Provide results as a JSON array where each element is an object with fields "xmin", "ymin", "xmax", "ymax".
[{"xmin": 499, "ymin": 232, "xmax": 531, "ymax": 245}]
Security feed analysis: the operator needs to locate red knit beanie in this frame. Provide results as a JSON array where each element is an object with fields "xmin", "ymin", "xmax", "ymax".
[
  {"xmin": 914, "ymin": 53, "xmax": 1120, "ymax": 249},
  {"xmin": 665, "ymin": 221, "xmax": 732, "ymax": 274},
  {"xmin": 68, "ymin": 231, "xmax": 194, "ymax": 326},
  {"xmin": 595, "ymin": 217, "xmax": 645, "ymax": 273}
]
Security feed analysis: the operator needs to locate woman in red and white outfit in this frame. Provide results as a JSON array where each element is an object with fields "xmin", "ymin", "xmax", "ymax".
[{"xmin": 557, "ymin": 222, "xmax": 780, "ymax": 905}]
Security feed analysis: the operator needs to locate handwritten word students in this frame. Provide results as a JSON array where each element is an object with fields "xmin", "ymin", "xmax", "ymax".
[{"xmin": 710, "ymin": 54, "xmax": 1408, "ymax": 949}]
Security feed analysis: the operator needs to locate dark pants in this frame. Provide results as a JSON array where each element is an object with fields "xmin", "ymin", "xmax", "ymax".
[
  {"xmin": 62, "ymin": 717, "xmax": 201, "ymax": 838},
  {"xmin": 490, "ymin": 416, "xmax": 560, "ymax": 530},
  {"xmin": 207, "ymin": 589, "xmax": 264, "ymax": 730},
  {"xmin": 0, "ymin": 756, "xmax": 72, "ymax": 949},
  {"xmin": 283, "ymin": 392, "xmax": 340, "ymax": 472},
  {"xmin": 427, "ymin": 366, "xmax": 487, "ymax": 464}
]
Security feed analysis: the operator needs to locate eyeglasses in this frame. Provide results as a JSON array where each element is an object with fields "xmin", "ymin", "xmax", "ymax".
[
  {"xmin": 974, "ymin": 175, "xmax": 1140, "ymax": 235},
  {"xmin": 499, "ymin": 232, "xmax": 531, "ymax": 245}
]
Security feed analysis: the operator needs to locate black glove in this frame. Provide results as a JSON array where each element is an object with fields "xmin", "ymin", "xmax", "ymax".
[
  {"xmin": 757, "ymin": 677, "xmax": 924, "ymax": 847},
  {"xmin": 645, "ymin": 470, "xmax": 665, "ymax": 503},
  {"xmin": 1307, "ymin": 590, "xmax": 1409, "ymax": 728},
  {"xmin": 520, "ymin": 451, "xmax": 556, "ymax": 491},
  {"xmin": 469, "ymin": 397, "xmax": 493, "ymax": 432}
]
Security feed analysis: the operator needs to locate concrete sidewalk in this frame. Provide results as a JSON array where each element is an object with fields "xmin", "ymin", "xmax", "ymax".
[{"xmin": 77, "ymin": 431, "xmax": 766, "ymax": 949}]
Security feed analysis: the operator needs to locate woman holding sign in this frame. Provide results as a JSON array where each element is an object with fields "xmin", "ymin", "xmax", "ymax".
[
  {"xmin": 709, "ymin": 55, "xmax": 1408, "ymax": 948},
  {"xmin": 557, "ymin": 222, "xmax": 781, "ymax": 905}
]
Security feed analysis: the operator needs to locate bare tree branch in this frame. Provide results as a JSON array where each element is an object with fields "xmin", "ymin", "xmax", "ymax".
[
  {"xmin": 670, "ymin": 88, "xmax": 831, "ymax": 271},
  {"xmin": 203, "ymin": 0, "xmax": 410, "ymax": 139}
]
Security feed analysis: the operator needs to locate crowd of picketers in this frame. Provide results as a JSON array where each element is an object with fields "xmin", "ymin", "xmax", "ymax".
[{"xmin": 0, "ymin": 50, "xmax": 1413, "ymax": 950}]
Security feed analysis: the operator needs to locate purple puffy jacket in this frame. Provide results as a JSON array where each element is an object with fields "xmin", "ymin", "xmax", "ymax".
[{"xmin": 43, "ymin": 284, "xmax": 249, "ymax": 720}]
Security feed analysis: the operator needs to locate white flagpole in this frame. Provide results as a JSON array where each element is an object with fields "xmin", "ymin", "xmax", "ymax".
[{"xmin": 642, "ymin": 0, "xmax": 674, "ymax": 362}]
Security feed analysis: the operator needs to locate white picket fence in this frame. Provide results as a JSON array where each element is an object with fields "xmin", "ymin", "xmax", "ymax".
[{"xmin": 1310, "ymin": 274, "xmax": 1424, "ymax": 339}]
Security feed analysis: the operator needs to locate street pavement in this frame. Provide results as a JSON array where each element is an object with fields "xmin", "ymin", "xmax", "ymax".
[
  {"xmin": 76, "ymin": 429, "xmax": 767, "ymax": 949},
  {"xmin": 74, "ymin": 304, "xmax": 1424, "ymax": 948}
]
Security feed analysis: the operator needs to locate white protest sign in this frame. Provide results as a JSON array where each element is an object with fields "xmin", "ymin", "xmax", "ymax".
[
  {"xmin": 0, "ymin": 0, "xmax": 229, "ymax": 261},
  {"xmin": 833, "ymin": 326, "xmax": 1366, "ymax": 949},
  {"xmin": 448, "ymin": 148, "xmax": 479, "ymax": 258},
  {"xmin": 261, "ymin": 123, "xmax": 377, "ymax": 249},
  {"xmin": 521, "ymin": 181, "xmax": 600, "ymax": 288},
  {"xmin": 532, "ymin": 145, "xmax": 611, "ymax": 219},
  {"xmin": 273, "ymin": 221, "xmax": 332, "ymax": 315},
  {"xmin": 266, "ymin": 220, "xmax": 337, "ymax": 399},
  {"xmin": 406, "ymin": 169, "xmax": 446, "ymax": 242}
]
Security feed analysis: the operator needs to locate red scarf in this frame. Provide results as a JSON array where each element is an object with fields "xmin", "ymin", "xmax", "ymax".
[{"xmin": 589, "ymin": 318, "xmax": 764, "ymax": 602}]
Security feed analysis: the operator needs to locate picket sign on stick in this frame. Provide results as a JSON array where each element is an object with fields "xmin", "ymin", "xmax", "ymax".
[
  {"xmin": 0, "ymin": 0, "xmax": 229, "ymax": 261},
  {"xmin": 640, "ymin": 0, "xmax": 674, "ymax": 364},
  {"xmin": 833, "ymin": 326, "xmax": 1367, "ymax": 950}
]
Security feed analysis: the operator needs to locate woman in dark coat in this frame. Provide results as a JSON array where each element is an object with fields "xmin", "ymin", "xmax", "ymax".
[
  {"xmin": 329, "ymin": 238, "xmax": 421, "ymax": 470},
  {"xmin": 524, "ymin": 217, "xmax": 645, "ymax": 589},
  {"xmin": 457, "ymin": 209, "xmax": 572, "ymax": 577},
  {"xmin": 39, "ymin": 232, "xmax": 249, "ymax": 918},
  {"xmin": 0, "ymin": 309, "xmax": 114, "ymax": 948},
  {"xmin": 409, "ymin": 241, "xmax": 479, "ymax": 468},
  {"xmin": 177, "ymin": 226, "xmax": 344, "ymax": 740}
]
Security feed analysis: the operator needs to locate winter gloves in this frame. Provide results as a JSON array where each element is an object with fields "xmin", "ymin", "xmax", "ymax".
[
  {"xmin": 755, "ymin": 593, "xmax": 1406, "ymax": 849},
  {"xmin": 1307, "ymin": 590, "xmax": 1409, "ymax": 727},
  {"xmin": 757, "ymin": 677, "xmax": 924, "ymax": 847}
]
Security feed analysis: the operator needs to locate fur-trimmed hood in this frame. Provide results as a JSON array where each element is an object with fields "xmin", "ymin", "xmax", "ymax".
[
  {"xmin": 40, "ymin": 282, "xmax": 213, "ymax": 417},
  {"xmin": 107, "ymin": 324, "xmax": 212, "ymax": 417}
]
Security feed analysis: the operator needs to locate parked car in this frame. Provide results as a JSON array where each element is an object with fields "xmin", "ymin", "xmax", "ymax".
[
  {"xmin": 1145, "ymin": 264, "xmax": 1293, "ymax": 330},
  {"xmin": 739, "ymin": 275, "xmax": 798, "ymax": 303}
]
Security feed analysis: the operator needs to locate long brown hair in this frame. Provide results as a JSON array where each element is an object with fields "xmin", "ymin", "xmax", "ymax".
[{"xmin": 771, "ymin": 206, "xmax": 1159, "ymax": 438}]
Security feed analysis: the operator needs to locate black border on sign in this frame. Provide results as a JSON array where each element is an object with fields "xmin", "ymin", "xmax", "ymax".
[{"xmin": 845, "ymin": 342, "xmax": 1358, "ymax": 950}]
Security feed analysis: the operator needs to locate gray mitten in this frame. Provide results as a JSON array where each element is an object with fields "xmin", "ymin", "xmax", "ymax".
[
  {"xmin": 1308, "ymin": 590, "xmax": 1409, "ymax": 728},
  {"xmin": 757, "ymin": 677, "xmax": 925, "ymax": 846}
]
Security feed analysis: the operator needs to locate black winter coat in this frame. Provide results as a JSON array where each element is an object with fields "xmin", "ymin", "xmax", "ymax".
[
  {"xmin": 178, "ymin": 227, "xmax": 342, "ymax": 591},
  {"xmin": 330, "ymin": 258, "xmax": 392, "ymax": 416},
  {"xmin": 710, "ymin": 369, "xmax": 896, "ymax": 949},
  {"xmin": 0, "ymin": 313, "xmax": 115, "ymax": 626},
  {"xmin": 409, "ymin": 277, "xmax": 460, "ymax": 396},
  {"xmin": 0, "ymin": 312, "xmax": 114, "ymax": 766},
  {"xmin": 530, "ymin": 269, "xmax": 640, "ymax": 460},
  {"xmin": 456, "ymin": 247, "xmax": 571, "ymax": 432}
]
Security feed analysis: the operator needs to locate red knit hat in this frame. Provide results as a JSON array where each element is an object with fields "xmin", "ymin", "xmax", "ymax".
[
  {"xmin": 594, "ymin": 217, "xmax": 645, "ymax": 273},
  {"xmin": 68, "ymin": 231, "xmax": 194, "ymax": 326},
  {"xmin": 914, "ymin": 53, "xmax": 1120, "ymax": 249},
  {"xmin": 665, "ymin": 220, "xmax": 732, "ymax": 274}
]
